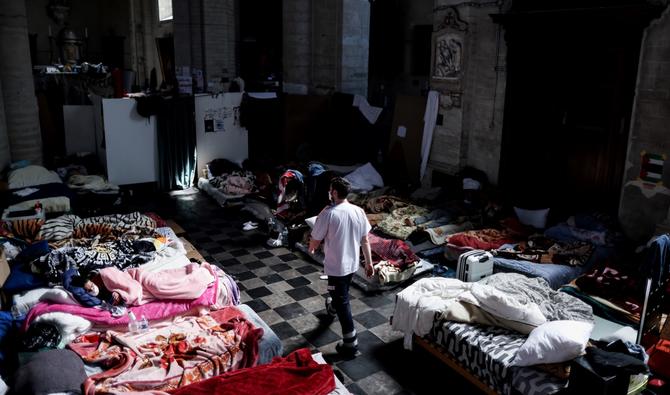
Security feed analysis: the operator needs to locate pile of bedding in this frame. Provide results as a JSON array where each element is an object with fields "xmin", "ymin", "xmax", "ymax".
[
  {"xmin": 0, "ymin": 211, "xmax": 261, "ymax": 394},
  {"xmin": 4, "ymin": 165, "xmax": 74, "ymax": 214}
]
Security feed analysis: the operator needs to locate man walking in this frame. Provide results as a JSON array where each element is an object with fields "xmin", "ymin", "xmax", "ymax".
[{"xmin": 309, "ymin": 177, "xmax": 373, "ymax": 358}]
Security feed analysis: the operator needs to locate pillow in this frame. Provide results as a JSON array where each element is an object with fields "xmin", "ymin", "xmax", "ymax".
[
  {"xmin": 13, "ymin": 349, "xmax": 86, "ymax": 395},
  {"xmin": 512, "ymin": 320, "xmax": 593, "ymax": 366},
  {"xmin": 514, "ymin": 207, "xmax": 550, "ymax": 229},
  {"xmin": 8, "ymin": 165, "xmax": 62, "ymax": 189}
]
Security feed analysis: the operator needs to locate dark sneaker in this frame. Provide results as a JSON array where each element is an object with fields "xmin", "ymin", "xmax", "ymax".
[
  {"xmin": 335, "ymin": 342, "xmax": 359, "ymax": 359},
  {"xmin": 325, "ymin": 297, "xmax": 337, "ymax": 317}
]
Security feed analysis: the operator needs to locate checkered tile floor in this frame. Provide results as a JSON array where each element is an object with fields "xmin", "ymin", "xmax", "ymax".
[{"xmin": 166, "ymin": 191, "xmax": 483, "ymax": 395}]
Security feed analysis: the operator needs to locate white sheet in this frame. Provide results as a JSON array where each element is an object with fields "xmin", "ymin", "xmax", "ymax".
[
  {"xmin": 8, "ymin": 196, "xmax": 70, "ymax": 214},
  {"xmin": 344, "ymin": 162, "xmax": 384, "ymax": 192},
  {"xmin": 13, "ymin": 287, "xmax": 79, "ymax": 317}
]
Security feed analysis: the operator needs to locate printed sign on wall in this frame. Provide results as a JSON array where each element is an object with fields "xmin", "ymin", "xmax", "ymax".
[{"xmin": 640, "ymin": 151, "xmax": 666, "ymax": 185}]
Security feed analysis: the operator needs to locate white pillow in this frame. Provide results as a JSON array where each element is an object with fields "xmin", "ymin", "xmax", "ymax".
[
  {"xmin": 512, "ymin": 320, "xmax": 593, "ymax": 366},
  {"xmin": 514, "ymin": 207, "xmax": 550, "ymax": 229},
  {"xmin": 344, "ymin": 162, "xmax": 384, "ymax": 192},
  {"xmin": 8, "ymin": 165, "xmax": 62, "ymax": 189}
]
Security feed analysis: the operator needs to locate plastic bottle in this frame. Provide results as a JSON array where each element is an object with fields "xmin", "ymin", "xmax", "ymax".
[
  {"xmin": 128, "ymin": 311, "xmax": 139, "ymax": 332},
  {"xmin": 281, "ymin": 227, "xmax": 289, "ymax": 246},
  {"xmin": 138, "ymin": 315, "xmax": 149, "ymax": 332}
]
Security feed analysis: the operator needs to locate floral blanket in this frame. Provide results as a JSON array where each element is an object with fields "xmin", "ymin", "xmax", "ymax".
[{"xmin": 69, "ymin": 307, "xmax": 262, "ymax": 394}]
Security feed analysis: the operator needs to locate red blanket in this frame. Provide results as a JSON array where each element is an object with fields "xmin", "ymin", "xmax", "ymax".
[
  {"xmin": 447, "ymin": 228, "xmax": 519, "ymax": 250},
  {"xmin": 168, "ymin": 348, "xmax": 335, "ymax": 395},
  {"xmin": 368, "ymin": 233, "xmax": 419, "ymax": 270}
]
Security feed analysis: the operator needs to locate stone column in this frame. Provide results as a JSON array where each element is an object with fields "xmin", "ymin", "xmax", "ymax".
[
  {"xmin": 619, "ymin": 5, "xmax": 670, "ymax": 241},
  {"xmin": 340, "ymin": 0, "xmax": 369, "ymax": 96},
  {"xmin": 0, "ymin": 79, "xmax": 10, "ymax": 170},
  {"xmin": 309, "ymin": 0, "xmax": 369, "ymax": 95},
  {"xmin": 0, "ymin": 0, "xmax": 43, "ymax": 165},
  {"xmin": 283, "ymin": 0, "xmax": 312, "ymax": 94},
  {"xmin": 202, "ymin": 0, "xmax": 237, "ymax": 83}
]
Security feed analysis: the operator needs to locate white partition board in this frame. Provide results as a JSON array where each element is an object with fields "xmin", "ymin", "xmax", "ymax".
[
  {"xmin": 194, "ymin": 93, "xmax": 248, "ymax": 173},
  {"xmin": 102, "ymin": 98, "xmax": 158, "ymax": 185}
]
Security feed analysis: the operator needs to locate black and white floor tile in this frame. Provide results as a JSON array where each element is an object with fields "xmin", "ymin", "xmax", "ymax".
[{"xmin": 163, "ymin": 191, "xmax": 484, "ymax": 395}]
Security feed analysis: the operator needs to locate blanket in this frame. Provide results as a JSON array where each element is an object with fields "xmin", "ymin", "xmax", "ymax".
[
  {"xmin": 209, "ymin": 171, "xmax": 256, "ymax": 196},
  {"xmin": 38, "ymin": 239, "xmax": 156, "ymax": 284},
  {"xmin": 22, "ymin": 280, "xmax": 219, "ymax": 330},
  {"xmin": 392, "ymin": 273, "xmax": 593, "ymax": 350},
  {"xmin": 376, "ymin": 205, "xmax": 430, "ymax": 240},
  {"xmin": 368, "ymin": 233, "xmax": 418, "ymax": 271},
  {"xmin": 39, "ymin": 212, "xmax": 157, "ymax": 243},
  {"xmin": 493, "ymin": 235, "xmax": 595, "ymax": 267},
  {"xmin": 69, "ymin": 307, "xmax": 263, "ymax": 394},
  {"xmin": 424, "ymin": 222, "xmax": 474, "ymax": 245},
  {"xmin": 166, "ymin": 348, "xmax": 335, "ymax": 395},
  {"xmin": 100, "ymin": 262, "xmax": 216, "ymax": 306},
  {"xmin": 447, "ymin": 228, "xmax": 520, "ymax": 250}
]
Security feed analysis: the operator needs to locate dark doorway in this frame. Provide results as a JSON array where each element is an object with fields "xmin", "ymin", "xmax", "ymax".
[
  {"xmin": 495, "ymin": 2, "xmax": 664, "ymax": 216},
  {"xmin": 239, "ymin": 0, "xmax": 282, "ymax": 92}
]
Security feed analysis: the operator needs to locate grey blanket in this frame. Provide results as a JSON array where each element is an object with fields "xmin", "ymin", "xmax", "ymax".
[{"xmin": 478, "ymin": 272, "xmax": 593, "ymax": 323}]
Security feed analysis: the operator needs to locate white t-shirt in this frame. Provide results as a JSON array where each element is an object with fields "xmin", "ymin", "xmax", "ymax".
[{"xmin": 311, "ymin": 201, "xmax": 371, "ymax": 277}]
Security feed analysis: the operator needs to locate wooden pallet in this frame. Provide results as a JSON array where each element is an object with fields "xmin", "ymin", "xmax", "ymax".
[
  {"xmin": 413, "ymin": 335, "xmax": 499, "ymax": 395},
  {"xmin": 166, "ymin": 219, "xmax": 186, "ymax": 236},
  {"xmin": 180, "ymin": 237, "xmax": 205, "ymax": 262}
]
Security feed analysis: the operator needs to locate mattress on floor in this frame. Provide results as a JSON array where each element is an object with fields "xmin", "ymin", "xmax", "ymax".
[
  {"xmin": 294, "ymin": 241, "xmax": 433, "ymax": 292},
  {"xmin": 427, "ymin": 319, "xmax": 565, "ymax": 395},
  {"xmin": 492, "ymin": 245, "xmax": 616, "ymax": 290},
  {"xmin": 197, "ymin": 177, "xmax": 245, "ymax": 207},
  {"xmin": 237, "ymin": 303, "xmax": 283, "ymax": 365}
]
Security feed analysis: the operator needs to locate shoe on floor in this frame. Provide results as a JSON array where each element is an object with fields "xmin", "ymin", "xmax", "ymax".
[
  {"xmin": 335, "ymin": 342, "xmax": 359, "ymax": 359},
  {"xmin": 325, "ymin": 297, "xmax": 337, "ymax": 317},
  {"xmin": 242, "ymin": 222, "xmax": 258, "ymax": 231},
  {"xmin": 266, "ymin": 237, "xmax": 283, "ymax": 248}
]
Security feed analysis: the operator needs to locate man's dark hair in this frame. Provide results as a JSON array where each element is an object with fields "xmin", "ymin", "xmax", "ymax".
[{"xmin": 330, "ymin": 177, "xmax": 351, "ymax": 199}]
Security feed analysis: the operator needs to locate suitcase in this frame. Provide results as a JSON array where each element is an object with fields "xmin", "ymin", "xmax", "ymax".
[{"xmin": 457, "ymin": 250, "xmax": 494, "ymax": 282}]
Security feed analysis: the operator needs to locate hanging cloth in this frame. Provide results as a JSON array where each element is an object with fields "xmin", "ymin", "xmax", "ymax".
[
  {"xmin": 420, "ymin": 91, "xmax": 440, "ymax": 181},
  {"xmin": 157, "ymin": 96, "xmax": 197, "ymax": 191}
]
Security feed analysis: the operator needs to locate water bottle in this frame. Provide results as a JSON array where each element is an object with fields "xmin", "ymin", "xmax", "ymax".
[
  {"xmin": 281, "ymin": 227, "xmax": 289, "ymax": 247},
  {"xmin": 127, "ymin": 311, "xmax": 139, "ymax": 332},
  {"xmin": 138, "ymin": 315, "xmax": 149, "ymax": 332}
]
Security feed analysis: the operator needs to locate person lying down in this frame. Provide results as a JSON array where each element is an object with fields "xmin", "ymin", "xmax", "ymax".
[{"xmin": 64, "ymin": 262, "xmax": 217, "ymax": 308}]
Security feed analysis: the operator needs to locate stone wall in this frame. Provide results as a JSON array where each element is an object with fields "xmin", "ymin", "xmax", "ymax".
[
  {"xmin": 283, "ymin": 0, "xmax": 369, "ymax": 95},
  {"xmin": 619, "ymin": 5, "xmax": 670, "ymax": 241},
  {"xmin": 341, "ymin": 0, "xmax": 370, "ymax": 96},
  {"xmin": 174, "ymin": 0, "xmax": 236, "ymax": 88},
  {"xmin": 0, "ymin": 0, "xmax": 43, "ymax": 165},
  {"xmin": 426, "ymin": 0, "xmax": 506, "ymax": 185},
  {"xmin": 283, "ymin": 0, "xmax": 311, "ymax": 94}
]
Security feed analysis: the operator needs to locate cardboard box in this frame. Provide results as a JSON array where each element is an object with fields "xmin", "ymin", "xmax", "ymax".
[{"xmin": 0, "ymin": 248, "xmax": 9, "ymax": 287}]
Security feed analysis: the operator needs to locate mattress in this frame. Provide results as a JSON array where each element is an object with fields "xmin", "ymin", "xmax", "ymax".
[
  {"xmin": 237, "ymin": 303, "xmax": 283, "ymax": 365},
  {"xmin": 294, "ymin": 241, "xmax": 433, "ymax": 292},
  {"xmin": 427, "ymin": 320, "xmax": 565, "ymax": 395},
  {"xmin": 492, "ymin": 245, "xmax": 616, "ymax": 290},
  {"xmin": 197, "ymin": 177, "xmax": 245, "ymax": 207}
]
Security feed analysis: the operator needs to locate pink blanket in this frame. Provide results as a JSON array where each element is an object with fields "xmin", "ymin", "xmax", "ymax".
[
  {"xmin": 22, "ymin": 279, "xmax": 218, "ymax": 331},
  {"xmin": 100, "ymin": 262, "xmax": 216, "ymax": 306}
]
